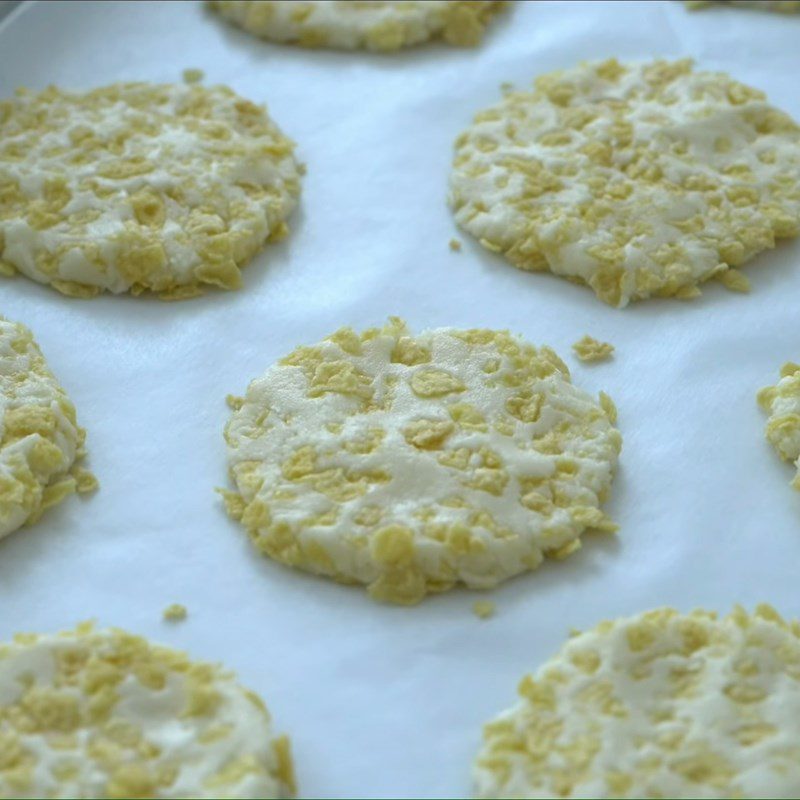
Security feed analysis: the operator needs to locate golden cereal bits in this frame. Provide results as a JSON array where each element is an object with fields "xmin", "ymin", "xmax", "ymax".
[
  {"xmin": 0, "ymin": 623, "xmax": 296, "ymax": 799},
  {"xmin": 449, "ymin": 58, "xmax": 800, "ymax": 308},
  {"xmin": 757, "ymin": 362, "xmax": 800, "ymax": 491},
  {"xmin": 223, "ymin": 317, "xmax": 621, "ymax": 605},
  {"xmin": 687, "ymin": 1, "xmax": 800, "ymax": 12},
  {"xmin": 572, "ymin": 336, "xmax": 614, "ymax": 363},
  {"xmin": 475, "ymin": 605, "xmax": 800, "ymax": 799},
  {"xmin": 0, "ymin": 317, "xmax": 94, "ymax": 541},
  {"xmin": 0, "ymin": 82, "xmax": 301, "ymax": 299},
  {"xmin": 208, "ymin": 1, "xmax": 506, "ymax": 51}
]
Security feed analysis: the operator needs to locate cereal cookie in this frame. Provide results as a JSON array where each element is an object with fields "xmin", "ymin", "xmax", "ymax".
[
  {"xmin": 0, "ymin": 82, "xmax": 301, "ymax": 299},
  {"xmin": 208, "ymin": 1, "xmax": 506, "ymax": 51},
  {"xmin": 757, "ymin": 362, "xmax": 800, "ymax": 491},
  {"xmin": 0, "ymin": 317, "xmax": 94, "ymax": 541},
  {"xmin": 475, "ymin": 605, "xmax": 800, "ymax": 798},
  {"xmin": 450, "ymin": 58, "xmax": 800, "ymax": 307},
  {"xmin": 0, "ymin": 623, "xmax": 296, "ymax": 799},
  {"xmin": 223, "ymin": 318, "xmax": 621, "ymax": 605}
]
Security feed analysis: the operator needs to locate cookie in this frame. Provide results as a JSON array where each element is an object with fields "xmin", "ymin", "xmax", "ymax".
[
  {"xmin": 757, "ymin": 362, "xmax": 800, "ymax": 491},
  {"xmin": 208, "ymin": 1, "xmax": 506, "ymax": 51},
  {"xmin": 0, "ymin": 82, "xmax": 301, "ymax": 299},
  {"xmin": 0, "ymin": 623, "xmax": 295, "ymax": 799},
  {"xmin": 475, "ymin": 605, "xmax": 800, "ymax": 798},
  {"xmin": 222, "ymin": 317, "xmax": 621, "ymax": 605},
  {"xmin": 449, "ymin": 58, "xmax": 800, "ymax": 307},
  {"xmin": 0, "ymin": 317, "xmax": 94, "ymax": 540}
]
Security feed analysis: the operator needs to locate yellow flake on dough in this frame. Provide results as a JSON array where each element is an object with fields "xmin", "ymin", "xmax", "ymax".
[{"xmin": 572, "ymin": 336, "xmax": 614, "ymax": 363}]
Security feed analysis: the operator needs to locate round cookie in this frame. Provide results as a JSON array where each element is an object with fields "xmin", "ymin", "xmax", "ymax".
[
  {"xmin": 208, "ymin": 1, "xmax": 506, "ymax": 51},
  {"xmin": 222, "ymin": 318, "xmax": 621, "ymax": 605},
  {"xmin": 0, "ymin": 317, "xmax": 94, "ymax": 540},
  {"xmin": 757, "ymin": 362, "xmax": 800, "ymax": 491},
  {"xmin": 475, "ymin": 605, "xmax": 800, "ymax": 799},
  {"xmin": 0, "ymin": 623, "xmax": 296, "ymax": 799},
  {"xmin": 449, "ymin": 58, "xmax": 800, "ymax": 307},
  {"xmin": 0, "ymin": 82, "xmax": 301, "ymax": 299}
]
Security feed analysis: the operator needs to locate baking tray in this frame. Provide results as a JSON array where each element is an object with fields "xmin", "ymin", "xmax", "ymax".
[{"xmin": 1, "ymin": 1, "xmax": 799, "ymax": 797}]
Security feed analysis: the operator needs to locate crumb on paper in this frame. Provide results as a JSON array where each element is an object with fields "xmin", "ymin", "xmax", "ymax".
[
  {"xmin": 717, "ymin": 267, "xmax": 751, "ymax": 293},
  {"xmin": 573, "ymin": 335, "xmax": 615, "ymax": 363},
  {"xmin": 182, "ymin": 68, "xmax": 205, "ymax": 84},
  {"xmin": 163, "ymin": 603, "xmax": 188, "ymax": 622},
  {"xmin": 473, "ymin": 600, "xmax": 496, "ymax": 619},
  {"xmin": 449, "ymin": 238, "xmax": 462, "ymax": 252}
]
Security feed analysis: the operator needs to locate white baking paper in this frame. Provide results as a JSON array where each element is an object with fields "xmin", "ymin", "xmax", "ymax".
[{"xmin": 1, "ymin": 1, "xmax": 799, "ymax": 797}]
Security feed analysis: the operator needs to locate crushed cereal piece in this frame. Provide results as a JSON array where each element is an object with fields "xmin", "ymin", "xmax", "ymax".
[
  {"xmin": 450, "ymin": 58, "xmax": 800, "ymax": 307},
  {"xmin": 758, "ymin": 362, "xmax": 800, "ymax": 491},
  {"xmin": 163, "ymin": 603, "xmax": 188, "ymax": 622},
  {"xmin": 473, "ymin": 600, "xmax": 496, "ymax": 619},
  {"xmin": 0, "ymin": 624, "xmax": 296, "ymax": 798},
  {"xmin": 0, "ymin": 316, "xmax": 94, "ymax": 540},
  {"xmin": 223, "ymin": 317, "xmax": 621, "ymax": 605},
  {"xmin": 0, "ymin": 82, "xmax": 301, "ymax": 299},
  {"xmin": 572, "ymin": 335, "xmax": 614, "ymax": 363},
  {"xmin": 208, "ymin": 1, "xmax": 507, "ymax": 51},
  {"xmin": 475, "ymin": 605, "xmax": 800, "ymax": 797}
]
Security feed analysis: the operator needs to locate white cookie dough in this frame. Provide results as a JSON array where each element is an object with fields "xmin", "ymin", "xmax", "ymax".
[
  {"xmin": 208, "ymin": 1, "xmax": 506, "ymax": 51},
  {"xmin": 475, "ymin": 605, "xmax": 800, "ymax": 798},
  {"xmin": 0, "ymin": 317, "xmax": 94, "ymax": 540},
  {"xmin": 223, "ymin": 318, "xmax": 621, "ymax": 605},
  {"xmin": 0, "ymin": 623, "xmax": 296, "ymax": 799},
  {"xmin": 0, "ymin": 82, "xmax": 301, "ymax": 299},
  {"xmin": 450, "ymin": 58, "xmax": 800, "ymax": 307},
  {"xmin": 757, "ymin": 362, "xmax": 800, "ymax": 491}
]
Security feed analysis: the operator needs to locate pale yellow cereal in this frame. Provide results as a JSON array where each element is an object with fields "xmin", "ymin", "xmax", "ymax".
[
  {"xmin": 572, "ymin": 336, "xmax": 614, "ymax": 363},
  {"xmin": 475, "ymin": 605, "xmax": 800, "ymax": 798},
  {"xmin": 758, "ymin": 362, "xmax": 800, "ymax": 491},
  {"xmin": 0, "ymin": 316, "xmax": 94, "ymax": 540},
  {"xmin": 0, "ymin": 82, "xmax": 301, "ymax": 299},
  {"xmin": 450, "ymin": 58, "xmax": 800, "ymax": 307},
  {"xmin": 208, "ymin": 1, "xmax": 506, "ymax": 51},
  {"xmin": 223, "ymin": 317, "xmax": 621, "ymax": 605},
  {"xmin": 0, "ymin": 624, "xmax": 295, "ymax": 798},
  {"xmin": 473, "ymin": 599, "xmax": 496, "ymax": 619},
  {"xmin": 162, "ymin": 603, "xmax": 188, "ymax": 621}
]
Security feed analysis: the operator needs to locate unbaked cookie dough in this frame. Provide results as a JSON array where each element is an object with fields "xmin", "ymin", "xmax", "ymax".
[
  {"xmin": 0, "ymin": 81, "xmax": 301, "ymax": 299},
  {"xmin": 222, "ymin": 318, "xmax": 622, "ymax": 605},
  {"xmin": 0, "ymin": 317, "xmax": 94, "ymax": 540},
  {"xmin": 208, "ymin": 1, "xmax": 506, "ymax": 51},
  {"xmin": 449, "ymin": 58, "xmax": 800, "ymax": 307},
  {"xmin": 475, "ymin": 605, "xmax": 800, "ymax": 799},
  {"xmin": 757, "ymin": 362, "xmax": 800, "ymax": 491},
  {"xmin": 0, "ymin": 623, "xmax": 296, "ymax": 799}
]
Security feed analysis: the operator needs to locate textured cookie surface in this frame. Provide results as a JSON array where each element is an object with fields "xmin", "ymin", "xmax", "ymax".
[
  {"xmin": 450, "ymin": 58, "xmax": 800, "ymax": 307},
  {"xmin": 0, "ymin": 624, "xmax": 295, "ymax": 799},
  {"xmin": 475, "ymin": 605, "xmax": 800, "ymax": 799},
  {"xmin": 223, "ymin": 318, "xmax": 621, "ymax": 605},
  {"xmin": 0, "ymin": 317, "xmax": 94, "ymax": 540},
  {"xmin": 757, "ymin": 362, "xmax": 800, "ymax": 491},
  {"xmin": 0, "ymin": 82, "xmax": 300, "ymax": 299},
  {"xmin": 208, "ymin": 1, "xmax": 506, "ymax": 51}
]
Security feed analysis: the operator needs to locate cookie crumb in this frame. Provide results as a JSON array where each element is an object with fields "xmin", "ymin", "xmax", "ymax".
[
  {"xmin": 717, "ymin": 268, "xmax": 751, "ymax": 293},
  {"xmin": 573, "ymin": 335, "xmax": 614, "ymax": 363},
  {"xmin": 182, "ymin": 68, "xmax": 205, "ymax": 84},
  {"xmin": 449, "ymin": 238, "xmax": 462, "ymax": 252},
  {"xmin": 163, "ymin": 603, "xmax": 188, "ymax": 622},
  {"xmin": 473, "ymin": 600, "xmax": 496, "ymax": 619}
]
